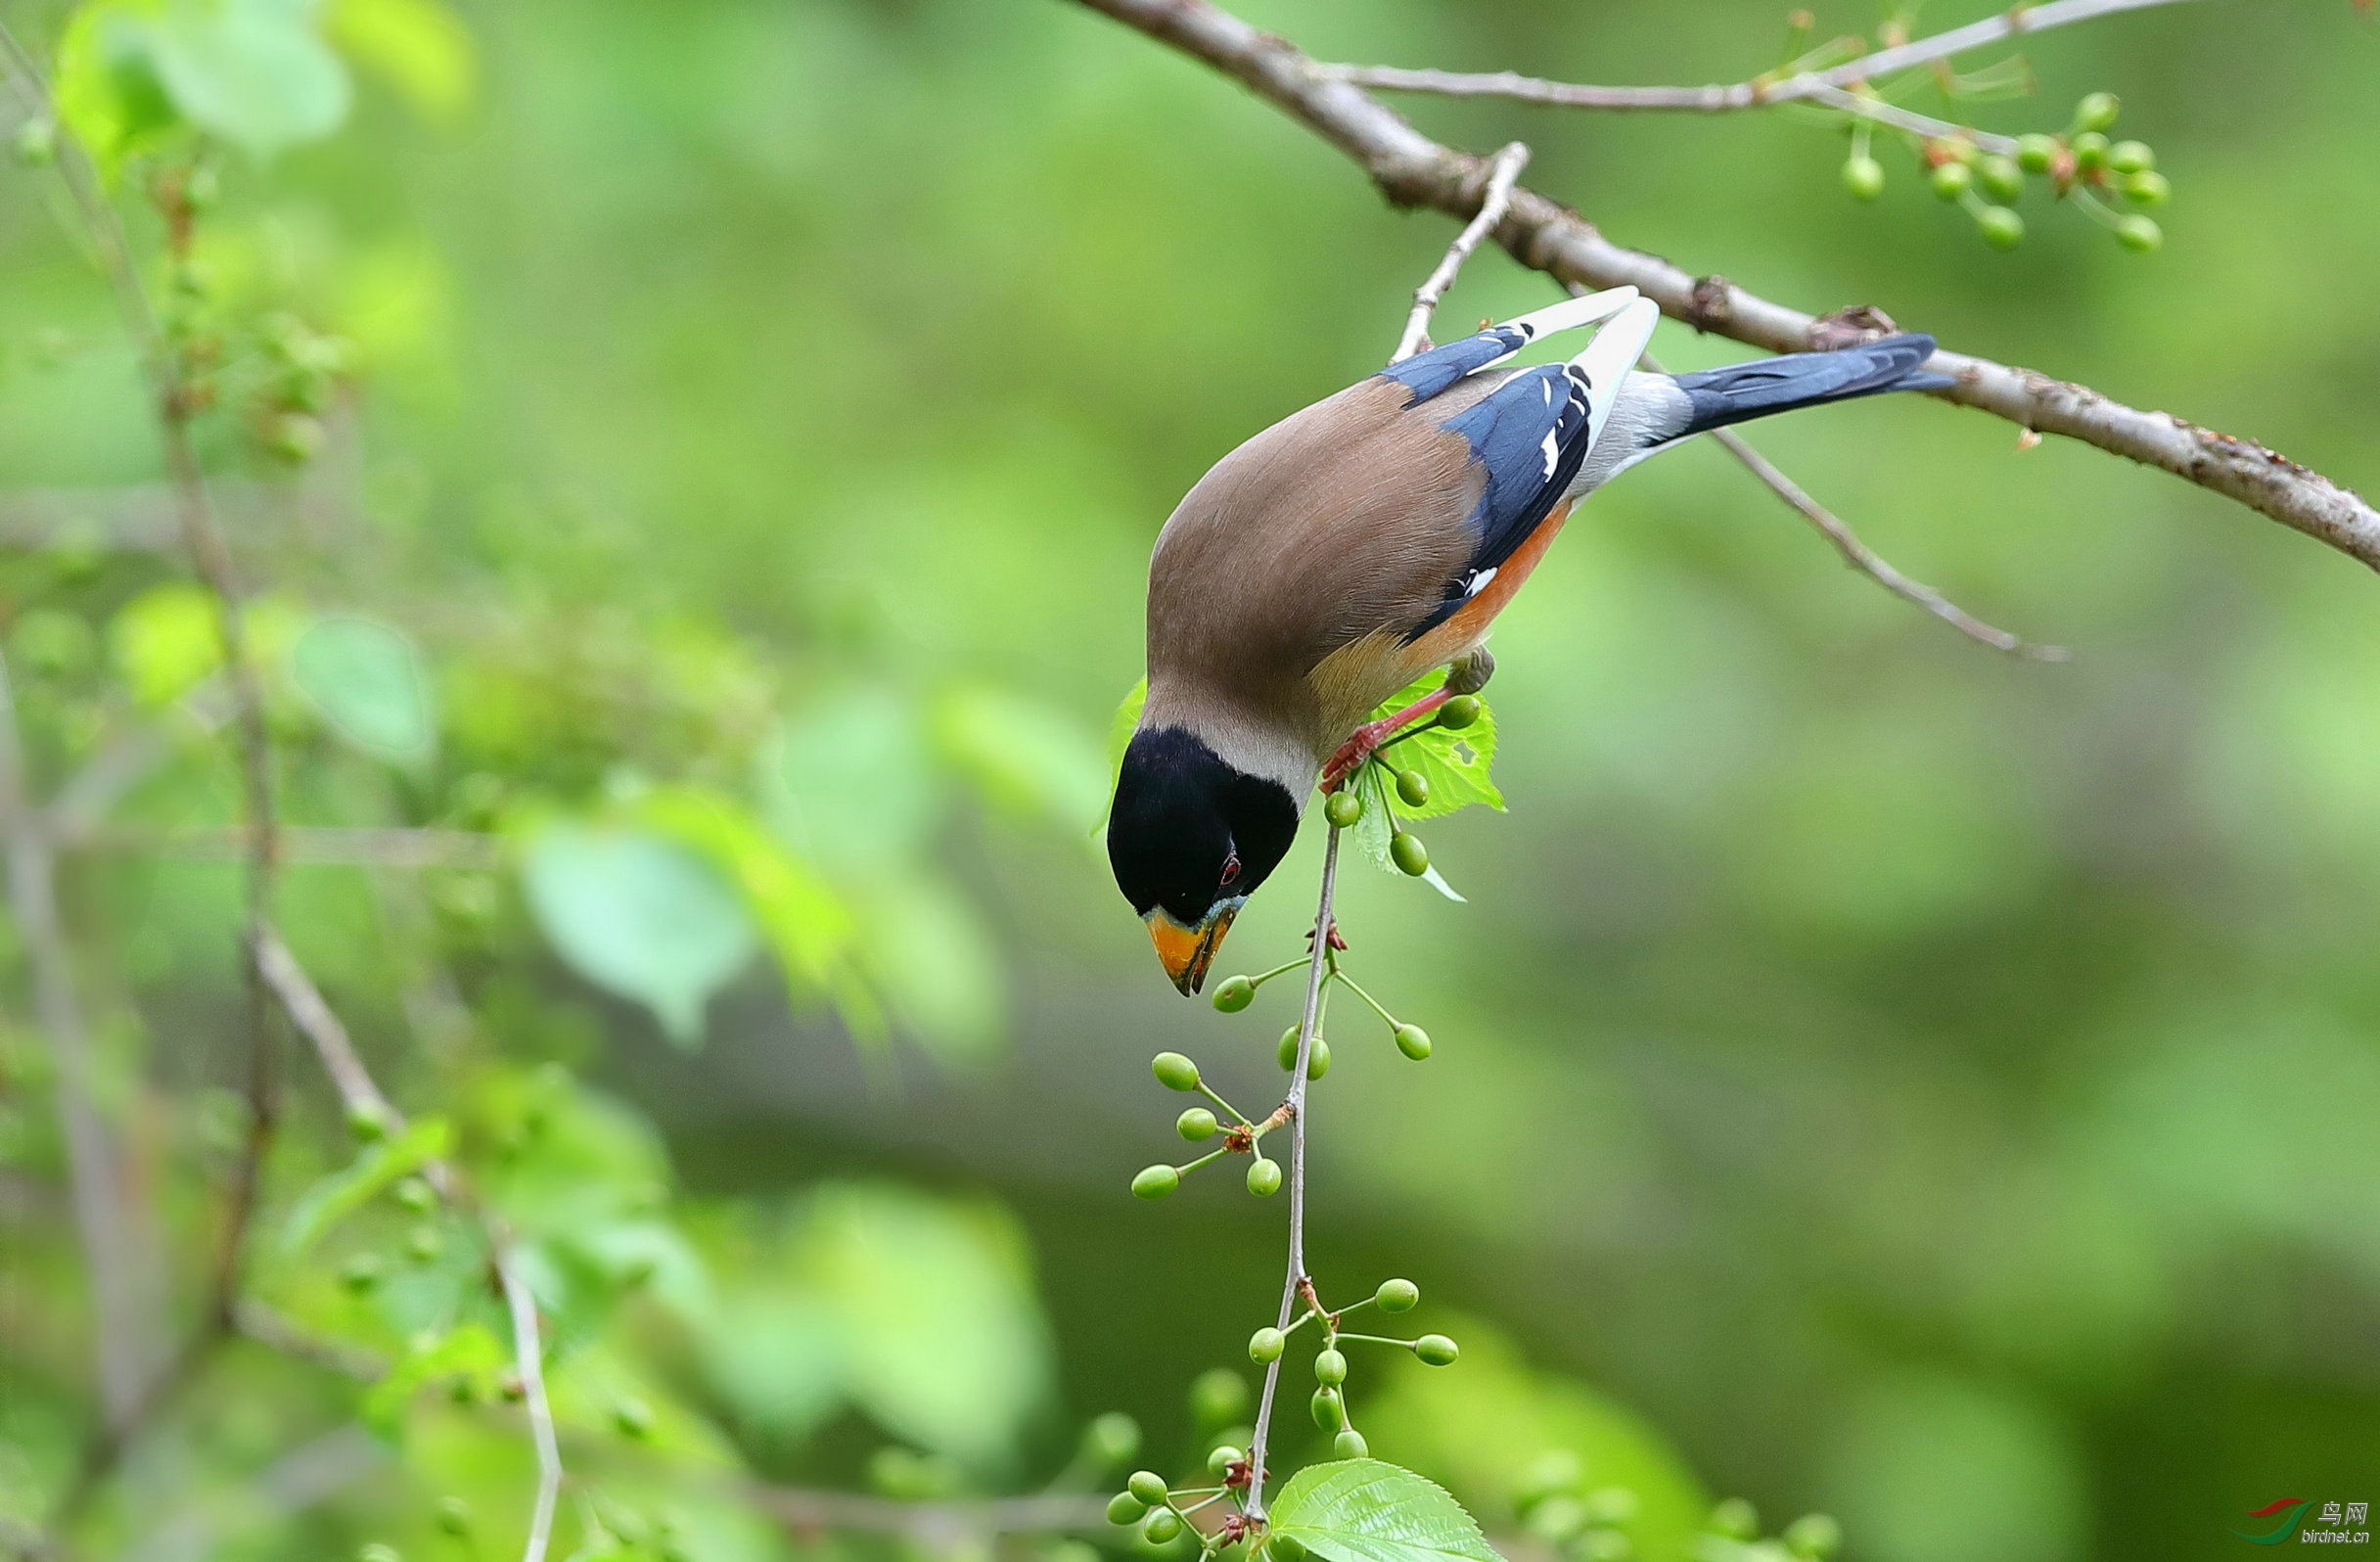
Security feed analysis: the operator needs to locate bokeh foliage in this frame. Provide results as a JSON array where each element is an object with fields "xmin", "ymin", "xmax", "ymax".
[{"xmin": 0, "ymin": 1, "xmax": 2376, "ymax": 1560}]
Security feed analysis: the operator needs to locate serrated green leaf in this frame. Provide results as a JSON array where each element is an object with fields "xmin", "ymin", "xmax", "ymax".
[
  {"xmin": 277, "ymin": 1116, "xmax": 449, "ymax": 1260},
  {"xmin": 1369, "ymin": 671, "xmax": 1502, "ymax": 821},
  {"xmin": 1266, "ymin": 1458, "xmax": 1503, "ymax": 1562},
  {"xmin": 360, "ymin": 1320, "xmax": 504, "ymax": 1437}
]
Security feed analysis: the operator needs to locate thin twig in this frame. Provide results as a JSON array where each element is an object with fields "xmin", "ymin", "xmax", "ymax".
[
  {"xmin": 253, "ymin": 925, "xmax": 562, "ymax": 1562},
  {"xmin": 1393, "ymin": 141, "xmax": 1529, "ymax": 362},
  {"xmin": 1636, "ymin": 345, "xmax": 2062, "ymax": 659},
  {"xmin": 1242, "ymin": 825, "xmax": 1340, "ymax": 1526},
  {"xmin": 1319, "ymin": 0, "xmax": 2200, "ymax": 122},
  {"xmin": 1069, "ymin": 0, "xmax": 2380, "ymax": 571},
  {"xmin": 0, "ymin": 653, "xmax": 160, "ymax": 1426}
]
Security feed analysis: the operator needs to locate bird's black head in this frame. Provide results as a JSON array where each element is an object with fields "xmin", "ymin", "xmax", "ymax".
[{"xmin": 1108, "ymin": 726, "xmax": 1301, "ymax": 994}]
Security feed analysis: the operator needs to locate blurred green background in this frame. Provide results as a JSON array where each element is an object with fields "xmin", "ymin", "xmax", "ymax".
[{"xmin": 1, "ymin": 1, "xmax": 2377, "ymax": 1560}]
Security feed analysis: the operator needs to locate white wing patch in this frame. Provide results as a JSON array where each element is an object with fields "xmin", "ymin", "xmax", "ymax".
[{"xmin": 1463, "ymin": 567, "xmax": 1498, "ymax": 598}]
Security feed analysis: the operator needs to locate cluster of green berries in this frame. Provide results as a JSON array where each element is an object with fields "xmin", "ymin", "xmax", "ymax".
[
  {"xmin": 1245, "ymin": 1276, "xmax": 1455, "ymax": 1459},
  {"xmin": 1133, "ymin": 1051, "xmax": 1284, "ymax": 1199},
  {"xmin": 1842, "ymin": 93, "xmax": 2167, "ymax": 253},
  {"xmin": 1318, "ymin": 693, "xmax": 1482, "ymax": 876},
  {"xmin": 252, "ymin": 312, "xmax": 352, "ymax": 466},
  {"xmin": 1511, "ymin": 1450, "xmax": 1641, "ymax": 1561}
]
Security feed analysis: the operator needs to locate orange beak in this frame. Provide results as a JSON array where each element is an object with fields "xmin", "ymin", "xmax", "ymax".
[{"xmin": 1145, "ymin": 903, "xmax": 1240, "ymax": 996}]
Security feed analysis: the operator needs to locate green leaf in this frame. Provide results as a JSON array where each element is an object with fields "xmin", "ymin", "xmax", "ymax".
[
  {"xmin": 763, "ymin": 684, "xmax": 943, "ymax": 876},
  {"xmin": 627, "ymin": 787, "xmax": 855, "ymax": 1001},
  {"xmin": 291, "ymin": 615, "xmax": 435, "ymax": 758},
  {"xmin": 109, "ymin": 580, "xmax": 221, "ymax": 707},
  {"xmin": 146, "ymin": 0, "xmax": 351, "ymax": 156},
  {"xmin": 277, "ymin": 1115, "xmax": 449, "ymax": 1259},
  {"xmin": 324, "ymin": 0, "xmax": 474, "ymax": 122},
  {"xmin": 1266, "ymin": 1459, "xmax": 1503, "ymax": 1562},
  {"xmin": 930, "ymin": 682, "xmax": 1111, "ymax": 833},
  {"xmin": 54, "ymin": 3, "xmax": 183, "ymax": 178},
  {"xmin": 522, "ymin": 824, "xmax": 757, "ymax": 1045},
  {"xmin": 360, "ymin": 1320, "xmax": 505, "ymax": 1437},
  {"xmin": 1106, "ymin": 675, "xmax": 1147, "ymax": 795},
  {"xmin": 1370, "ymin": 670, "xmax": 1502, "ymax": 821}
]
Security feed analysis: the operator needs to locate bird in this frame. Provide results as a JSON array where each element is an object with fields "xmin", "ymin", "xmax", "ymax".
[{"xmin": 1108, "ymin": 287, "xmax": 1948, "ymax": 992}]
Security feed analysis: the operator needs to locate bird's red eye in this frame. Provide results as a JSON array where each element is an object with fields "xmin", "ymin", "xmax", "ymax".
[{"xmin": 1219, "ymin": 851, "xmax": 1242, "ymax": 886}]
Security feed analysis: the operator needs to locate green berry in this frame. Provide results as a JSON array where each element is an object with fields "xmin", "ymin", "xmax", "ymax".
[
  {"xmin": 2072, "ymin": 131, "xmax": 2110, "ymax": 170},
  {"xmin": 1084, "ymin": 1410, "xmax": 1142, "ymax": 1467},
  {"xmin": 2016, "ymin": 133, "xmax": 2059, "ymax": 174},
  {"xmin": 393, "ymin": 1176, "xmax": 435, "ymax": 1213},
  {"xmin": 1324, "ymin": 790, "xmax": 1363, "ymax": 829},
  {"xmin": 1841, "ymin": 156, "xmax": 1884, "ymax": 202},
  {"xmin": 1151, "ymin": 1052, "xmax": 1200, "ymax": 1091},
  {"xmin": 340, "ymin": 1253, "xmax": 384, "ymax": 1292},
  {"xmin": 1394, "ymin": 1023, "xmax": 1431, "ymax": 1061},
  {"xmin": 1209, "ymin": 1444, "xmax": 1246, "ymax": 1478},
  {"xmin": 1131, "ymin": 1165, "xmax": 1180, "ymax": 1200},
  {"xmin": 1928, "ymin": 161, "xmax": 1972, "ymax": 201},
  {"xmin": 1785, "ymin": 1514, "xmax": 1844, "ymax": 1559},
  {"xmin": 1190, "ymin": 1366, "xmax": 1249, "ymax": 1426},
  {"xmin": 1276, "ymin": 1028, "xmax": 1329, "ymax": 1078},
  {"xmin": 1309, "ymin": 1387, "xmax": 1345, "ymax": 1431},
  {"xmin": 2107, "ymin": 139, "xmax": 2153, "ymax": 175},
  {"xmin": 1333, "ymin": 1428, "xmax": 1370, "ymax": 1459},
  {"xmin": 435, "ymin": 1497, "xmax": 471, "ymax": 1536},
  {"xmin": 1143, "ymin": 1509, "xmax": 1182, "ymax": 1545},
  {"xmin": 1247, "ymin": 1157, "xmax": 1283, "ymax": 1196},
  {"xmin": 1707, "ymin": 1498, "xmax": 1760, "ymax": 1541},
  {"xmin": 2115, "ymin": 214, "xmax": 2163, "ymax": 253},
  {"xmin": 346, "ymin": 1101, "xmax": 389, "ymax": 1140},
  {"xmin": 2074, "ymin": 92, "xmax": 2120, "ymax": 133},
  {"xmin": 2123, "ymin": 169, "xmax": 2170, "ymax": 207},
  {"xmin": 1375, "ymin": 1278, "xmax": 1419, "ymax": 1312},
  {"xmin": 13, "ymin": 117, "xmax": 56, "ymax": 167},
  {"xmin": 1212, "ymin": 975, "xmax": 1256, "ymax": 1012},
  {"xmin": 1109, "ymin": 1493, "xmax": 1150, "ymax": 1527},
  {"xmin": 265, "ymin": 412, "xmax": 326, "ymax": 466},
  {"xmin": 1977, "ymin": 207, "xmax": 2025, "ymax": 251},
  {"xmin": 1390, "ymin": 833, "xmax": 1428, "ymax": 877},
  {"xmin": 1313, "ymin": 1348, "xmax": 1348, "ymax": 1386},
  {"xmin": 407, "ymin": 1224, "xmax": 443, "ymax": 1263},
  {"xmin": 1250, "ymin": 1327, "xmax": 1287, "ymax": 1363},
  {"xmin": 1976, "ymin": 155, "xmax": 2023, "ymax": 203},
  {"xmin": 1414, "ymin": 1334, "xmax": 1459, "ymax": 1366},
  {"xmin": 1270, "ymin": 1538, "xmax": 1308, "ymax": 1562},
  {"xmin": 1177, "ymin": 1107, "xmax": 1218, "ymax": 1141},
  {"xmin": 1128, "ymin": 1470, "xmax": 1170, "ymax": 1506},
  {"xmin": 1396, "ymin": 769, "xmax": 1429, "ymax": 807},
  {"xmin": 613, "ymin": 1397, "xmax": 653, "ymax": 1438},
  {"xmin": 1438, "ymin": 694, "xmax": 1482, "ymax": 730}
]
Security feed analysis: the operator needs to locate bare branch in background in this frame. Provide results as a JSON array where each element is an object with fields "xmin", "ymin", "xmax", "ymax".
[
  {"xmin": 0, "ymin": 654, "xmax": 162, "ymax": 1425},
  {"xmin": 253, "ymin": 926, "xmax": 563, "ymax": 1562},
  {"xmin": 1068, "ymin": 0, "xmax": 2380, "ymax": 573},
  {"xmin": 1320, "ymin": 0, "xmax": 2201, "ymax": 117},
  {"xmin": 1633, "ymin": 343, "xmax": 2062, "ymax": 659},
  {"xmin": 742, "ymin": 1487, "xmax": 1113, "ymax": 1543},
  {"xmin": 1393, "ymin": 141, "xmax": 1529, "ymax": 362},
  {"xmin": 1241, "ymin": 826, "xmax": 1341, "ymax": 1523},
  {"xmin": 69, "ymin": 824, "xmax": 507, "ymax": 870}
]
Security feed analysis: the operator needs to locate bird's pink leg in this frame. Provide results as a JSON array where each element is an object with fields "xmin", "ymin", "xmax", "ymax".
[{"xmin": 1320, "ymin": 688, "xmax": 1451, "ymax": 791}]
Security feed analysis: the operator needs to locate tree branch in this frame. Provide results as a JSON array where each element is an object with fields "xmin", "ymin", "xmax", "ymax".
[
  {"xmin": 253, "ymin": 926, "xmax": 563, "ymax": 1562},
  {"xmin": 1319, "ymin": 0, "xmax": 2202, "ymax": 118},
  {"xmin": 0, "ymin": 653, "xmax": 161, "ymax": 1426},
  {"xmin": 1067, "ymin": 0, "xmax": 2380, "ymax": 572},
  {"xmin": 1633, "ymin": 343, "xmax": 2061, "ymax": 658},
  {"xmin": 1393, "ymin": 141, "xmax": 1528, "ymax": 362},
  {"xmin": 68, "ymin": 824, "xmax": 506, "ymax": 869},
  {"xmin": 1242, "ymin": 825, "xmax": 1340, "ymax": 1525}
]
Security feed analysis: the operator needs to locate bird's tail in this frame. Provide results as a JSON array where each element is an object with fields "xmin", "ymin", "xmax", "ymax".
[{"xmin": 1669, "ymin": 333, "xmax": 1946, "ymax": 436}]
